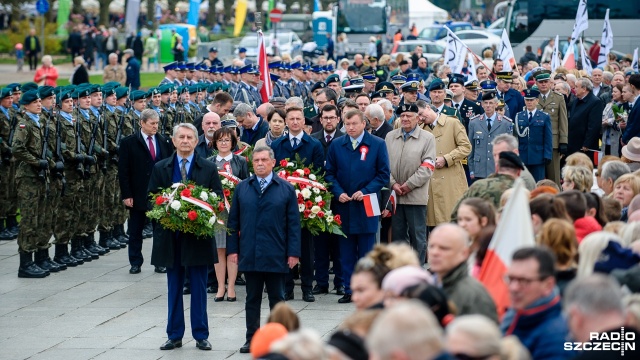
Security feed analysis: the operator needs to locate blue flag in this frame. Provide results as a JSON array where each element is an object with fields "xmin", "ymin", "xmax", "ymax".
[{"xmin": 187, "ymin": 0, "xmax": 199, "ymax": 26}]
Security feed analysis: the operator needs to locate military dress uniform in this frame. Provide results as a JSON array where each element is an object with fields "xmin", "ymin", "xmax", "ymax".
[
  {"xmin": 514, "ymin": 89, "xmax": 553, "ymax": 182},
  {"xmin": 468, "ymin": 111, "xmax": 513, "ymax": 179}
]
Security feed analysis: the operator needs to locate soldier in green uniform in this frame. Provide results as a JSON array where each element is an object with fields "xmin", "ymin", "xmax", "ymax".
[
  {"xmin": 111, "ymin": 86, "xmax": 132, "ymax": 245},
  {"xmin": 159, "ymin": 84, "xmax": 176, "ymax": 138},
  {"xmin": 428, "ymin": 79, "xmax": 461, "ymax": 119},
  {"xmin": 304, "ymin": 82, "xmax": 327, "ymax": 119},
  {"xmin": 3, "ymin": 83, "xmax": 22, "ymax": 239},
  {"xmin": 12, "ymin": 90, "xmax": 52, "ymax": 277},
  {"xmin": 450, "ymin": 151, "xmax": 524, "ymax": 221},
  {"xmin": 0, "ymin": 88, "xmax": 16, "ymax": 240}
]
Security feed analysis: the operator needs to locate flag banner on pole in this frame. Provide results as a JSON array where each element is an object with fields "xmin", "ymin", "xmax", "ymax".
[
  {"xmin": 570, "ymin": 0, "xmax": 589, "ymax": 43},
  {"xmin": 498, "ymin": 28, "xmax": 516, "ymax": 71},
  {"xmin": 444, "ymin": 27, "xmax": 467, "ymax": 75},
  {"xmin": 478, "ymin": 179, "xmax": 536, "ymax": 318},
  {"xmin": 466, "ymin": 52, "xmax": 478, "ymax": 82},
  {"xmin": 363, "ymin": 193, "xmax": 381, "ymax": 217},
  {"xmin": 551, "ymin": 35, "xmax": 560, "ymax": 72},
  {"xmin": 562, "ymin": 40, "xmax": 577, "ymax": 70},
  {"xmin": 385, "ymin": 190, "xmax": 397, "ymax": 215},
  {"xmin": 597, "ymin": 9, "xmax": 613, "ymax": 69},
  {"xmin": 234, "ymin": 0, "xmax": 248, "ymax": 37},
  {"xmin": 57, "ymin": 0, "xmax": 71, "ymax": 36},
  {"xmin": 187, "ymin": 0, "xmax": 199, "ymax": 26},
  {"xmin": 632, "ymin": 48, "xmax": 639, "ymax": 72},
  {"xmin": 258, "ymin": 30, "xmax": 273, "ymax": 103},
  {"xmin": 314, "ymin": 0, "xmax": 322, "ymax": 12},
  {"xmin": 580, "ymin": 38, "xmax": 593, "ymax": 75},
  {"xmin": 125, "ymin": 0, "xmax": 141, "ymax": 36}
]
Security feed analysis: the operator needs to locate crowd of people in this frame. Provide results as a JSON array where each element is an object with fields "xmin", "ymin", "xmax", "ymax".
[{"xmin": 2, "ymin": 32, "xmax": 640, "ymax": 358}]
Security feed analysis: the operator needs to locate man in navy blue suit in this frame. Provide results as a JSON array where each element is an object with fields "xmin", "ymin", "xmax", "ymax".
[
  {"xmin": 621, "ymin": 74, "xmax": 640, "ymax": 145},
  {"xmin": 234, "ymin": 103, "xmax": 269, "ymax": 146},
  {"xmin": 514, "ymin": 89, "xmax": 553, "ymax": 182},
  {"xmin": 325, "ymin": 109, "xmax": 390, "ymax": 304},
  {"xmin": 496, "ymin": 71, "xmax": 525, "ymax": 120},
  {"xmin": 271, "ymin": 106, "xmax": 324, "ymax": 302}
]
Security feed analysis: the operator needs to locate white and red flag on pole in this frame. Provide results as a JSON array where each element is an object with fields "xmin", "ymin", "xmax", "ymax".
[
  {"xmin": 363, "ymin": 193, "xmax": 381, "ymax": 217},
  {"xmin": 257, "ymin": 30, "xmax": 272, "ymax": 103},
  {"xmin": 478, "ymin": 179, "xmax": 536, "ymax": 319}
]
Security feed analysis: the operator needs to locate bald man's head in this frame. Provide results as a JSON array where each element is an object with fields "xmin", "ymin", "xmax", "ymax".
[
  {"xmin": 427, "ymin": 223, "xmax": 471, "ymax": 277},
  {"xmin": 629, "ymin": 210, "xmax": 640, "ymax": 223},
  {"xmin": 202, "ymin": 112, "xmax": 221, "ymax": 139},
  {"xmin": 628, "ymin": 194, "xmax": 640, "ymax": 215},
  {"xmin": 256, "ymin": 103, "xmax": 275, "ymax": 120}
]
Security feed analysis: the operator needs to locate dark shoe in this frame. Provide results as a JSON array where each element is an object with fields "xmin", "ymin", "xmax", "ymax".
[
  {"xmin": 239, "ymin": 341, "xmax": 251, "ymax": 353},
  {"xmin": 6, "ymin": 215, "xmax": 19, "ymax": 237},
  {"xmin": 100, "ymin": 230, "xmax": 120, "ymax": 250},
  {"xmin": 18, "ymin": 252, "xmax": 48, "ymax": 278},
  {"xmin": 338, "ymin": 294, "xmax": 352, "ymax": 303},
  {"xmin": 206, "ymin": 285, "xmax": 218, "ymax": 294},
  {"xmin": 214, "ymin": 291, "xmax": 226, "ymax": 302},
  {"xmin": 142, "ymin": 223, "xmax": 153, "ymax": 238},
  {"xmin": 54, "ymin": 244, "xmax": 79, "ymax": 267},
  {"xmin": 284, "ymin": 291, "xmax": 294, "ymax": 301},
  {"xmin": 0, "ymin": 228, "xmax": 15, "ymax": 240},
  {"xmin": 129, "ymin": 265, "xmax": 141, "ymax": 274},
  {"xmin": 160, "ymin": 339, "xmax": 182, "ymax": 350},
  {"xmin": 234, "ymin": 276, "xmax": 246, "ymax": 286},
  {"xmin": 302, "ymin": 291, "xmax": 315, "ymax": 302},
  {"xmin": 70, "ymin": 237, "xmax": 91, "ymax": 262},
  {"xmin": 115, "ymin": 224, "xmax": 128, "ymax": 246},
  {"xmin": 35, "ymin": 249, "xmax": 61, "ymax": 273},
  {"xmin": 312, "ymin": 285, "xmax": 329, "ymax": 295},
  {"xmin": 334, "ymin": 285, "xmax": 346, "ymax": 296},
  {"xmin": 183, "ymin": 285, "xmax": 191, "ymax": 295},
  {"xmin": 84, "ymin": 233, "xmax": 107, "ymax": 256},
  {"xmin": 154, "ymin": 266, "xmax": 166, "ymax": 274},
  {"xmin": 227, "ymin": 296, "xmax": 237, "ymax": 302},
  {"xmin": 196, "ymin": 339, "xmax": 212, "ymax": 350}
]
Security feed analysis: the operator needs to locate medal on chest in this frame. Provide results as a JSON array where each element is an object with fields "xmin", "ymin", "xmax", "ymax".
[{"xmin": 360, "ymin": 146, "xmax": 368, "ymax": 161}]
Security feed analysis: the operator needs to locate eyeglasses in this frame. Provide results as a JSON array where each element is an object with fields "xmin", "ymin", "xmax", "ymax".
[
  {"xmin": 452, "ymin": 353, "xmax": 492, "ymax": 360},
  {"xmin": 216, "ymin": 139, "xmax": 231, "ymax": 143},
  {"xmin": 504, "ymin": 275, "xmax": 547, "ymax": 286}
]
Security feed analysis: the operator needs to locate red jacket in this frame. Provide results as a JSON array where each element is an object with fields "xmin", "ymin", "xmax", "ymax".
[
  {"xmin": 574, "ymin": 216, "xmax": 602, "ymax": 243},
  {"xmin": 34, "ymin": 65, "xmax": 59, "ymax": 87}
]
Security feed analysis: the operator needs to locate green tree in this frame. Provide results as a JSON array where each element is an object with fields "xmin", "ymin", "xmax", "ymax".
[
  {"xmin": 147, "ymin": 0, "xmax": 157, "ymax": 30},
  {"xmin": 206, "ymin": 0, "xmax": 216, "ymax": 28},
  {"xmin": 99, "ymin": 1, "xmax": 110, "ymax": 27}
]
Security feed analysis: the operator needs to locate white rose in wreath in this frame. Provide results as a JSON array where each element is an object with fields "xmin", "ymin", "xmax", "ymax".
[
  {"xmin": 296, "ymin": 169, "xmax": 305, "ymax": 176},
  {"xmin": 309, "ymin": 174, "xmax": 317, "ymax": 181},
  {"xmin": 287, "ymin": 162, "xmax": 295, "ymax": 168},
  {"xmin": 208, "ymin": 215, "xmax": 217, "ymax": 225},
  {"xmin": 301, "ymin": 188, "xmax": 312, "ymax": 199},
  {"xmin": 311, "ymin": 205, "xmax": 321, "ymax": 214},
  {"xmin": 312, "ymin": 187, "xmax": 320, "ymax": 194},
  {"xmin": 170, "ymin": 200, "xmax": 181, "ymax": 210},
  {"xmin": 298, "ymin": 204, "xmax": 306, "ymax": 212},
  {"xmin": 200, "ymin": 191, "xmax": 209, "ymax": 201}
]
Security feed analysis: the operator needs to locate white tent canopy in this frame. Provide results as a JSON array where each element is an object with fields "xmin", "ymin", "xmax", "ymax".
[{"xmin": 408, "ymin": 0, "xmax": 448, "ymax": 32}]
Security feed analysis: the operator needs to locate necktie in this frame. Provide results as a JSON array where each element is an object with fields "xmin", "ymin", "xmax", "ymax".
[
  {"xmin": 542, "ymin": 95, "xmax": 547, "ymax": 102},
  {"xmin": 292, "ymin": 137, "xmax": 299, "ymax": 148},
  {"xmin": 454, "ymin": 103, "xmax": 460, "ymax": 112},
  {"xmin": 148, "ymin": 136, "xmax": 156, "ymax": 161},
  {"xmin": 180, "ymin": 158, "xmax": 188, "ymax": 182},
  {"xmin": 326, "ymin": 135, "xmax": 332, "ymax": 143},
  {"xmin": 207, "ymin": 140, "xmax": 214, "ymax": 149},
  {"xmin": 487, "ymin": 118, "xmax": 492, "ymax": 131},
  {"xmin": 528, "ymin": 112, "xmax": 533, "ymax": 122},
  {"xmin": 259, "ymin": 178, "xmax": 267, "ymax": 193},
  {"xmin": 352, "ymin": 139, "xmax": 358, "ymax": 150}
]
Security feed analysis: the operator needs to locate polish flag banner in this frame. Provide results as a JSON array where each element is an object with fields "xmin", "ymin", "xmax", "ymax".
[
  {"xmin": 388, "ymin": 190, "xmax": 397, "ymax": 215},
  {"xmin": 562, "ymin": 40, "xmax": 577, "ymax": 70},
  {"xmin": 363, "ymin": 193, "xmax": 381, "ymax": 217},
  {"xmin": 257, "ymin": 30, "xmax": 272, "ymax": 103},
  {"xmin": 478, "ymin": 179, "xmax": 535, "ymax": 318}
]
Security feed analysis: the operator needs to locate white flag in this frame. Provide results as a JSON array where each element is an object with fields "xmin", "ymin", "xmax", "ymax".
[
  {"xmin": 444, "ymin": 27, "xmax": 467, "ymax": 74},
  {"xmin": 551, "ymin": 35, "xmax": 561, "ymax": 72},
  {"xmin": 570, "ymin": 0, "xmax": 589, "ymax": 43},
  {"xmin": 633, "ymin": 48, "xmax": 639, "ymax": 73},
  {"xmin": 498, "ymin": 28, "xmax": 516, "ymax": 71},
  {"xmin": 466, "ymin": 52, "xmax": 478, "ymax": 83},
  {"xmin": 580, "ymin": 38, "xmax": 592, "ymax": 75},
  {"xmin": 597, "ymin": 9, "xmax": 613, "ymax": 68}
]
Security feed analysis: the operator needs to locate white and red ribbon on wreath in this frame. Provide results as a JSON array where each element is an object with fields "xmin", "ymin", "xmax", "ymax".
[
  {"xmin": 218, "ymin": 171, "xmax": 240, "ymax": 211},
  {"xmin": 165, "ymin": 182, "xmax": 214, "ymax": 213},
  {"xmin": 282, "ymin": 176, "xmax": 327, "ymax": 191},
  {"xmin": 234, "ymin": 145, "xmax": 250, "ymax": 156}
]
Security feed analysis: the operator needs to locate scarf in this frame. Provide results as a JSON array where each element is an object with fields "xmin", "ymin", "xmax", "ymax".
[
  {"xmin": 264, "ymin": 130, "xmax": 286, "ymax": 147},
  {"xmin": 500, "ymin": 287, "xmax": 560, "ymax": 334},
  {"xmin": 59, "ymin": 111, "xmax": 74, "ymax": 124}
]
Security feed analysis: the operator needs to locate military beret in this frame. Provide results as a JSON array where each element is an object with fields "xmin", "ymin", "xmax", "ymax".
[
  {"xmin": 376, "ymin": 81, "xmax": 394, "ymax": 93},
  {"xmin": 21, "ymin": 82, "xmax": 39, "ymax": 93},
  {"xmin": 208, "ymin": 82, "xmax": 221, "ymax": 93},
  {"xmin": 158, "ymin": 84, "xmax": 175, "ymax": 94},
  {"xmin": 428, "ymin": 79, "xmax": 446, "ymax": 91},
  {"xmin": 395, "ymin": 103, "xmax": 418, "ymax": 115},
  {"xmin": 370, "ymin": 91, "xmax": 385, "ymax": 100},
  {"xmin": 103, "ymin": 81, "xmax": 121, "ymax": 89},
  {"xmin": 311, "ymin": 81, "xmax": 327, "ymax": 92},
  {"xmin": 481, "ymin": 91, "xmax": 496, "ymax": 101},
  {"xmin": 523, "ymin": 88, "xmax": 540, "ymax": 99},
  {"xmin": 20, "ymin": 90, "xmax": 40, "ymax": 105},
  {"xmin": 325, "ymin": 74, "xmax": 341, "ymax": 85},
  {"xmin": 220, "ymin": 83, "xmax": 230, "ymax": 92},
  {"xmin": 480, "ymin": 79, "xmax": 497, "ymax": 91},
  {"xmin": 102, "ymin": 84, "xmax": 116, "ymax": 95},
  {"xmin": 148, "ymin": 87, "xmax": 161, "ymax": 96},
  {"xmin": 448, "ymin": 74, "xmax": 466, "ymax": 87},
  {"xmin": 57, "ymin": 89, "xmax": 73, "ymax": 104},
  {"xmin": 6, "ymin": 83, "xmax": 21, "ymax": 92},
  {"xmin": 188, "ymin": 84, "xmax": 203, "ymax": 94},
  {"xmin": 496, "ymin": 71, "xmax": 513, "ymax": 83},
  {"xmin": 176, "ymin": 85, "xmax": 189, "ymax": 94},
  {"xmin": 0, "ymin": 88, "xmax": 13, "ymax": 99},
  {"xmin": 38, "ymin": 86, "xmax": 55, "ymax": 99},
  {"xmin": 401, "ymin": 81, "xmax": 420, "ymax": 92},
  {"xmin": 464, "ymin": 79, "xmax": 481, "ymax": 90},
  {"xmin": 445, "ymin": 89, "xmax": 453, "ymax": 101},
  {"xmin": 73, "ymin": 86, "xmax": 91, "ymax": 98},
  {"xmin": 115, "ymin": 87, "xmax": 130, "ymax": 100},
  {"xmin": 88, "ymin": 84, "xmax": 102, "ymax": 94},
  {"xmin": 130, "ymin": 90, "xmax": 148, "ymax": 101},
  {"xmin": 499, "ymin": 151, "xmax": 525, "ymax": 170},
  {"xmin": 391, "ymin": 75, "xmax": 407, "ymax": 84}
]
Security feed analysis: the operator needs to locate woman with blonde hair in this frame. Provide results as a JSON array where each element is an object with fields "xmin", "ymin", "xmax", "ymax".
[
  {"xmin": 561, "ymin": 165, "xmax": 593, "ymax": 192},
  {"xmin": 538, "ymin": 219, "xmax": 577, "ymax": 294},
  {"xmin": 70, "ymin": 56, "xmax": 89, "ymax": 85},
  {"xmin": 34, "ymin": 55, "xmax": 59, "ymax": 86},
  {"xmin": 577, "ymin": 231, "xmax": 623, "ymax": 278},
  {"xmin": 613, "ymin": 173, "xmax": 640, "ymax": 221}
]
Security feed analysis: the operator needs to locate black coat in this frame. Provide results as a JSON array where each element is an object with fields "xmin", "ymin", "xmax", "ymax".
[
  {"xmin": 71, "ymin": 65, "xmax": 89, "ymax": 85},
  {"xmin": 371, "ymin": 121, "xmax": 393, "ymax": 140},
  {"xmin": 568, "ymin": 92, "xmax": 604, "ymax": 155},
  {"xmin": 148, "ymin": 154, "xmax": 223, "ymax": 268},
  {"xmin": 118, "ymin": 131, "xmax": 173, "ymax": 211},
  {"xmin": 311, "ymin": 130, "xmax": 345, "ymax": 158},
  {"xmin": 67, "ymin": 31, "xmax": 83, "ymax": 50}
]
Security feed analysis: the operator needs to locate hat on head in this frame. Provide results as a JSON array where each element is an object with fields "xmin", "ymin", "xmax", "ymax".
[
  {"xmin": 250, "ymin": 323, "xmax": 288, "ymax": 359},
  {"xmin": 406, "ymin": 73, "xmax": 421, "ymax": 83},
  {"xmin": 376, "ymin": 81, "xmax": 394, "ymax": 93},
  {"xmin": 188, "ymin": 84, "xmax": 203, "ymax": 94},
  {"xmin": 343, "ymin": 78, "xmax": 365, "ymax": 92},
  {"xmin": 21, "ymin": 82, "xmax": 39, "ymax": 93},
  {"xmin": 221, "ymin": 114, "xmax": 238, "ymax": 128},
  {"xmin": 428, "ymin": 78, "xmax": 446, "ymax": 91},
  {"xmin": 326, "ymin": 64, "xmax": 335, "ymax": 72},
  {"xmin": 159, "ymin": 84, "xmax": 175, "ymax": 94},
  {"xmin": 6, "ymin": 83, "xmax": 21, "ymax": 92},
  {"xmin": 38, "ymin": 86, "xmax": 55, "ymax": 99},
  {"xmin": 481, "ymin": 91, "xmax": 496, "ymax": 101},
  {"xmin": 325, "ymin": 74, "xmax": 341, "ymax": 85},
  {"xmin": 270, "ymin": 97, "xmax": 286, "ymax": 106},
  {"xmin": 102, "ymin": 85, "xmax": 117, "ymax": 97},
  {"xmin": 239, "ymin": 47, "xmax": 247, "ymax": 53},
  {"xmin": 464, "ymin": 79, "xmax": 481, "ymax": 90},
  {"xmin": 73, "ymin": 86, "xmax": 91, "ymax": 99},
  {"xmin": 177, "ymin": 85, "xmax": 189, "ymax": 95},
  {"xmin": 368, "ymin": 56, "xmax": 377, "ymax": 62},
  {"xmin": 594, "ymin": 240, "xmax": 640, "ymax": 274},
  {"xmin": 395, "ymin": 103, "xmax": 419, "ymax": 116},
  {"xmin": 399, "ymin": 59, "xmax": 409, "ymax": 66},
  {"xmin": 533, "ymin": 69, "xmax": 552, "ymax": 81},
  {"xmin": 370, "ymin": 91, "xmax": 385, "ymax": 100},
  {"xmin": 163, "ymin": 62, "xmax": 178, "ymax": 72},
  {"xmin": 480, "ymin": 79, "xmax": 497, "ymax": 91},
  {"xmin": 496, "ymin": 71, "xmax": 514, "ymax": 83},
  {"xmin": 311, "ymin": 81, "xmax": 327, "ymax": 92},
  {"xmin": 290, "ymin": 61, "xmax": 302, "ymax": 70},
  {"xmin": 103, "ymin": 81, "xmax": 121, "ymax": 90},
  {"xmin": 382, "ymin": 266, "xmax": 434, "ymax": 295},
  {"xmin": 497, "ymin": 99, "xmax": 506, "ymax": 109},
  {"xmin": 448, "ymin": 73, "xmax": 465, "ymax": 87},
  {"xmin": 123, "ymin": 49, "xmax": 134, "ymax": 56},
  {"xmin": 391, "ymin": 75, "xmax": 407, "ymax": 84},
  {"xmin": 148, "ymin": 87, "xmax": 160, "ymax": 96},
  {"xmin": 444, "ymin": 89, "xmax": 453, "ymax": 101},
  {"xmin": 0, "ymin": 88, "xmax": 13, "ymax": 99},
  {"xmin": 88, "ymin": 84, "xmax": 102, "ymax": 94},
  {"xmin": 622, "ymin": 138, "xmax": 640, "ymax": 162},
  {"xmin": 523, "ymin": 88, "xmax": 540, "ymax": 99},
  {"xmin": 361, "ymin": 69, "xmax": 377, "ymax": 82},
  {"xmin": 209, "ymin": 47, "xmax": 218, "ymax": 52},
  {"xmin": 57, "ymin": 89, "xmax": 72, "ymax": 104},
  {"xmin": 327, "ymin": 330, "xmax": 369, "ymax": 360},
  {"xmin": 499, "ymin": 151, "xmax": 525, "ymax": 170},
  {"xmin": 185, "ymin": 62, "xmax": 196, "ymax": 71},
  {"xmin": 19, "ymin": 90, "xmax": 40, "ymax": 105},
  {"xmin": 208, "ymin": 82, "xmax": 221, "ymax": 93},
  {"xmin": 115, "ymin": 87, "xmax": 130, "ymax": 100},
  {"xmin": 401, "ymin": 81, "xmax": 419, "ymax": 92},
  {"xmin": 269, "ymin": 72, "xmax": 280, "ymax": 82},
  {"xmin": 130, "ymin": 90, "xmax": 148, "ymax": 101}
]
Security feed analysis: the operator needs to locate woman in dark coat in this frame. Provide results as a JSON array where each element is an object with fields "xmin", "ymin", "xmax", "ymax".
[
  {"xmin": 70, "ymin": 56, "xmax": 89, "ymax": 85},
  {"xmin": 133, "ymin": 33, "xmax": 144, "ymax": 62}
]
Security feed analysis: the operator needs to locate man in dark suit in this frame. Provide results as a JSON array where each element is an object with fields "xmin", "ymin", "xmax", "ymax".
[
  {"xmin": 195, "ymin": 112, "xmax": 221, "ymax": 158},
  {"xmin": 234, "ymin": 103, "xmax": 269, "ymax": 146},
  {"xmin": 24, "ymin": 28, "xmax": 41, "ymax": 71},
  {"xmin": 193, "ymin": 92, "xmax": 233, "ymax": 135},
  {"xmin": 227, "ymin": 146, "xmax": 301, "ymax": 353},
  {"xmin": 148, "ymin": 123, "xmax": 223, "ymax": 351},
  {"xmin": 567, "ymin": 78, "xmax": 604, "ymax": 161},
  {"xmin": 309, "ymin": 88, "xmax": 338, "ymax": 134},
  {"xmin": 118, "ymin": 109, "xmax": 172, "ymax": 274},
  {"xmin": 496, "ymin": 72, "xmax": 525, "ymax": 120},
  {"xmin": 310, "ymin": 105, "xmax": 345, "ymax": 296},
  {"xmin": 325, "ymin": 109, "xmax": 390, "ymax": 304},
  {"xmin": 271, "ymin": 107, "xmax": 325, "ymax": 303},
  {"xmin": 366, "ymin": 103, "xmax": 393, "ymax": 140},
  {"xmin": 621, "ymin": 74, "xmax": 640, "ymax": 145}
]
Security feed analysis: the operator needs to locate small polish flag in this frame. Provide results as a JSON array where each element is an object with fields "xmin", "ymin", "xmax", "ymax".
[
  {"xmin": 386, "ymin": 190, "xmax": 397, "ymax": 215},
  {"xmin": 363, "ymin": 193, "xmax": 381, "ymax": 217},
  {"xmin": 421, "ymin": 158, "xmax": 435, "ymax": 171}
]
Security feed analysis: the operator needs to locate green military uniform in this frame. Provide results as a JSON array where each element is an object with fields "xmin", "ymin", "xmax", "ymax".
[
  {"xmin": 0, "ymin": 88, "xmax": 17, "ymax": 240},
  {"xmin": 450, "ymin": 173, "xmax": 516, "ymax": 221}
]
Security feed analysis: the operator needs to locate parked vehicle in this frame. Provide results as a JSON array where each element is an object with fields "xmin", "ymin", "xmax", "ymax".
[
  {"xmin": 234, "ymin": 31, "xmax": 303, "ymax": 59},
  {"xmin": 418, "ymin": 21, "xmax": 474, "ymax": 41},
  {"xmin": 435, "ymin": 30, "xmax": 501, "ymax": 56},
  {"xmin": 391, "ymin": 40, "xmax": 445, "ymax": 63}
]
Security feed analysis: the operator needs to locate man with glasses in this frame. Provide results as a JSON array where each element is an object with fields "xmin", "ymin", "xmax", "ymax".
[
  {"xmin": 502, "ymin": 247, "xmax": 570, "ymax": 360},
  {"xmin": 310, "ymin": 88, "xmax": 338, "ymax": 134}
]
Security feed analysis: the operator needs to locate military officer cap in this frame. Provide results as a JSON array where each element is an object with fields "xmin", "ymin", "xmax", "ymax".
[
  {"xmin": 270, "ymin": 72, "xmax": 280, "ymax": 82},
  {"xmin": 499, "ymin": 151, "xmax": 525, "ymax": 170},
  {"xmin": 370, "ymin": 91, "xmax": 385, "ymax": 100},
  {"xmin": 464, "ymin": 79, "xmax": 481, "ymax": 90},
  {"xmin": 428, "ymin": 79, "xmax": 446, "ymax": 92},
  {"xmin": 343, "ymin": 78, "xmax": 365, "ymax": 92},
  {"xmin": 401, "ymin": 81, "xmax": 420, "ymax": 92},
  {"xmin": 406, "ymin": 73, "xmax": 421, "ymax": 83},
  {"xmin": 325, "ymin": 74, "xmax": 341, "ymax": 85},
  {"xmin": 533, "ymin": 69, "xmax": 552, "ymax": 81},
  {"xmin": 280, "ymin": 62, "xmax": 292, "ymax": 71},
  {"xmin": 221, "ymin": 114, "xmax": 238, "ymax": 128},
  {"xmin": 497, "ymin": 99, "xmax": 506, "ymax": 109},
  {"xmin": 376, "ymin": 81, "xmax": 394, "ymax": 93},
  {"xmin": 57, "ymin": 89, "xmax": 73, "ymax": 103},
  {"xmin": 131, "ymin": 90, "xmax": 148, "ymax": 101},
  {"xmin": 271, "ymin": 97, "xmax": 286, "ymax": 106},
  {"xmin": 481, "ymin": 91, "xmax": 496, "ymax": 101},
  {"xmin": 20, "ymin": 90, "xmax": 40, "ymax": 105},
  {"xmin": 444, "ymin": 89, "xmax": 453, "ymax": 102},
  {"xmin": 115, "ymin": 87, "xmax": 130, "ymax": 100},
  {"xmin": 0, "ymin": 88, "xmax": 13, "ymax": 99},
  {"xmin": 496, "ymin": 71, "xmax": 514, "ymax": 83},
  {"xmin": 102, "ymin": 86, "xmax": 117, "ymax": 97},
  {"xmin": 391, "ymin": 75, "xmax": 407, "ymax": 84},
  {"xmin": 269, "ymin": 61, "xmax": 281, "ymax": 70},
  {"xmin": 480, "ymin": 79, "xmax": 497, "ymax": 91},
  {"xmin": 38, "ymin": 86, "xmax": 55, "ymax": 99},
  {"xmin": 361, "ymin": 69, "xmax": 377, "ymax": 82},
  {"xmin": 326, "ymin": 64, "xmax": 335, "ymax": 72},
  {"xmin": 231, "ymin": 66, "xmax": 242, "ymax": 74},
  {"xmin": 163, "ymin": 62, "xmax": 178, "ymax": 72},
  {"xmin": 368, "ymin": 56, "xmax": 377, "ymax": 62},
  {"xmin": 447, "ymin": 74, "xmax": 466, "ymax": 87},
  {"xmin": 222, "ymin": 65, "xmax": 232, "ymax": 73},
  {"xmin": 290, "ymin": 61, "xmax": 302, "ymax": 70},
  {"xmin": 6, "ymin": 83, "xmax": 21, "ymax": 92},
  {"xmin": 148, "ymin": 87, "xmax": 161, "ymax": 96},
  {"xmin": 310, "ymin": 65, "xmax": 322, "ymax": 73},
  {"xmin": 395, "ymin": 103, "xmax": 418, "ymax": 115},
  {"xmin": 73, "ymin": 85, "xmax": 91, "ymax": 98},
  {"xmin": 185, "ymin": 62, "xmax": 196, "ymax": 71},
  {"xmin": 311, "ymin": 81, "xmax": 327, "ymax": 92},
  {"xmin": 523, "ymin": 88, "xmax": 540, "ymax": 99}
]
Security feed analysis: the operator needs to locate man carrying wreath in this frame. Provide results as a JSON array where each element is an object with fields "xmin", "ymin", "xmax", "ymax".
[{"xmin": 147, "ymin": 123, "xmax": 223, "ymax": 351}]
